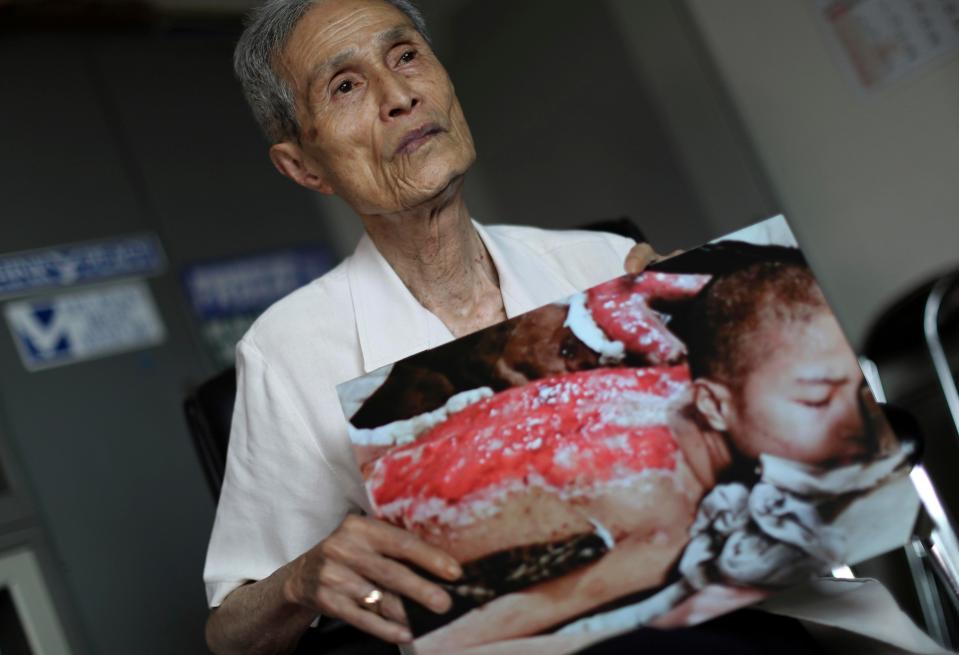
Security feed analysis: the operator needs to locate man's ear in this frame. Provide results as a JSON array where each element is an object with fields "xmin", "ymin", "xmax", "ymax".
[
  {"xmin": 693, "ymin": 378, "xmax": 736, "ymax": 433},
  {"xmin": 268, "ymin": 141, "xmax": 335, "ymax": 195}
]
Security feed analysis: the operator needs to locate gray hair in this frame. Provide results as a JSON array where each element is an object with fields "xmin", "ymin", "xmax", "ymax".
[{"xmin": 234, "ymin": 0, "xmax": 430, "ymax": 143}]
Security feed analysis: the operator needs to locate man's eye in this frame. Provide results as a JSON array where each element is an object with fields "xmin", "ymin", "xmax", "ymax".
[
  {"xmin": 399, "ymin": 50, "xmax": 417, "ymax": 64},
  {"xmin": 335, "ymin": 80, "xmax": 354, "ymax": 95}
]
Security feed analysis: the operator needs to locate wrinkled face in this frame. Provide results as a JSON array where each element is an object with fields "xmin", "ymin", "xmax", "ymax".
[
  {"xmin": 279, "ymin": 0, "xmax": 476, "ymax": 213},
  {"xmin": 724, "ymin": 311, "xmax": 871, "ymax": 466}
]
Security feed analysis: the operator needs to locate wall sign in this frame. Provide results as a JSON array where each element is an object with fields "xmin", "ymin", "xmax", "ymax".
[
  {"xmin": 815, "ymin": 0, "xmax": 959, "ymax": 92},
  {"xmin": 0, "ymin": 234, "xmax": 166, "ymax": 300},
  {"xmin": 182, "ymin": 246, "xmax": 333, "ymax": 366},
  {"xmin": 4, "ymin": 281, "xmax": 166, "ymax": 372},
  {"xmin": 182, "ymin": 247, "xmax": 332, "ymax": 319}
]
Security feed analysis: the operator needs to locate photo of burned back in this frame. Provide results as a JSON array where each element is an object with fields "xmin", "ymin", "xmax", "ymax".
[{"xmin": 336, "ymin": 216, "xmax": 920, "ymax": 655}]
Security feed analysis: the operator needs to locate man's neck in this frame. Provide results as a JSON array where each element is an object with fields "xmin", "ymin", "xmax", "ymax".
[
  {"xmin": 669, "ymin": 405, "xmax": 734, "ymax": 490},
  {"xmin": 359, "ymin": 184, "xmax": 506, "ymax": 338}
]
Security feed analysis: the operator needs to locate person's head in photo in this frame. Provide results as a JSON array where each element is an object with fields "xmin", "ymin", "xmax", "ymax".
[{"xmin": 685, "ymin": 257, "xmax": 878, "ymax": 467}]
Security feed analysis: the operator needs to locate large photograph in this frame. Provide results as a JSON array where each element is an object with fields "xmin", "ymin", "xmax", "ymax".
[{"xmin": 336, "ymin": 217, "xmax": 919, "ymax": 655}]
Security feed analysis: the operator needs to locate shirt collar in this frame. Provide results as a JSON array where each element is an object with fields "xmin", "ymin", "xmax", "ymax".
[
  {"xmin": 347, "ymin": 220, "xmax": 580, "ymax": 373},
  {"xmin": 476, "ymin": 221, "xmax": 579, "ymax": 316}
]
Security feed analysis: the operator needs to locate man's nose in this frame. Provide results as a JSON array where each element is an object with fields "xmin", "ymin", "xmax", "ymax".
[
  {"xmin": 377, "ymin": 71, "xmax": 418, "ymax": 121},
  {"xmin": 836, "ymin": 385, "xmax": 870, "ymax": 441}
]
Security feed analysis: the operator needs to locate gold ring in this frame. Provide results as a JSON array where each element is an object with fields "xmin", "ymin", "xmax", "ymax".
[{"xmin": 362, "ymin": 588, "xmax": 384, "ymax": 614}]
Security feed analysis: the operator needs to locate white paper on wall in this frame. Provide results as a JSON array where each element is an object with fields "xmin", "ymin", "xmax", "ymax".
[
  {"xmin": 814, "ymin": 0, "xmax": 959, "ymax": 92},
  {"xmin": 4, "ymin": 280, "xmax": 166, "ymax": 372}
]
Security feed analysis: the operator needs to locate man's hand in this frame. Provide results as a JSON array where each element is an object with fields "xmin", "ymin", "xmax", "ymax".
[
  {"xmin": 205, "ymin": 515, "xmax": 462, "ymax": 655},
  {"xmin": 624, "ymin": 242, "xmax": 683, "ymax": 275},
  {"xmin": 282, "ymin": 514, "xmax": 462, "ymax": 644}
]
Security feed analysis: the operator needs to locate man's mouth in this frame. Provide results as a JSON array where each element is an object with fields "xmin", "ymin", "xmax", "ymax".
[{"xmin": 394, "ymin": 123, "xmax": 443, "ymax": 157}]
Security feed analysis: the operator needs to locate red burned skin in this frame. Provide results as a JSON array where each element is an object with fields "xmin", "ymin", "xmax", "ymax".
[
  {"xmin": 587, "ymin": 273, "xmax": 710, "ymax": 364},
  {"xmin": 368, "ymin": 366, "xmax": 690, "ymax": 520}
]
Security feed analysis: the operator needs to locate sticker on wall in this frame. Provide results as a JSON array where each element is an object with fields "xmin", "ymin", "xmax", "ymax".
[
  {"xmin": 0, "ymin": 234, "xmax": 166, "ymax": 300},
  {"xmin": 814, "ymin": 0, "xmax": 959, "ymax": 92},
  {"xmin": 4, "ymin": 281, "xmax": 166, "ymax": 372},
  {"xmin": 182, "ymin": 246, "xmax": 333, "ymax": 367}
]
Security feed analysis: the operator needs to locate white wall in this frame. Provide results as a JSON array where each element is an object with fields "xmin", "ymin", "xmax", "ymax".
[{"xmin": 686, "ymin": 0, "xmax": 959, "ymax": 345}]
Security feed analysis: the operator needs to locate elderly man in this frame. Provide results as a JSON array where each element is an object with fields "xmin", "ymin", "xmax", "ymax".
[
  {"xmin": 204, "ymin": 1, "xmax": 947, "ymax": 654},
  {"xmin": 204, "ymin": 0, "xmax": 655, "ymax": 652}
]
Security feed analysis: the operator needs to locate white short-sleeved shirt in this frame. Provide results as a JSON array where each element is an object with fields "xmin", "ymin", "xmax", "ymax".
[
  {"xmin": 203, "ymin": 222, "xmax": 638, "ymax": 606},
  {"xmin": 202, "ymin": 220, "xmax": 946, "ymax": 654}
]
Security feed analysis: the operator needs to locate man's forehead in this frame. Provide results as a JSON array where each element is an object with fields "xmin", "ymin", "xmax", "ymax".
[
  {"xmin": 282, "ymin": 0, "xmax": 415, "ymax": 82},
  {"xmin": 315, "ymin": 25, "xmax": 414, "ymax": 77}
]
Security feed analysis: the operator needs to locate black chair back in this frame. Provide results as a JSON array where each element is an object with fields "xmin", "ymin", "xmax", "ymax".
[
  {"xmin": 183, "ymin": 366, "xmax": 237, "ymax": 500},
  {"xmin": 864, "ymin": 270, "xmax": 959, "ymax": 514}
]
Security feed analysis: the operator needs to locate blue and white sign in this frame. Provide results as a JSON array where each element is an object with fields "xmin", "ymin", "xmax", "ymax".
[
  {"xmin": 0, "ymin": 234, "xmax": 166, "ymax": 299},
  {"xmin": 182, "ymin": 246, "xmax": 333, "ymax": 367},
  {"xmin": 4, "ymin": 281, "xmax": 166, "ymax": 371},
  {"xmin": 182, "ymin": 246, "xmax": 332, "ymax": 320}
]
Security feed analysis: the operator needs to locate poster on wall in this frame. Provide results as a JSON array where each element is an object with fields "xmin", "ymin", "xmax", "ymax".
[
  {"xmin": 336, "ymin": 216, "xmax": 919, "ymax": 654},
  {"xmin": 814, "ymin": 0, "xmax": 959, "ymax": 92},
  {"xmin": 0, "ymin": 234, "xmax": 166, "ymax": 300},
  {"xmin": 182, "ymin": 246, "xmax": 333, "ymax": 367},
  {"xmin": 4, "ymin": 280, "xmax": 166, "ymax": 372}
]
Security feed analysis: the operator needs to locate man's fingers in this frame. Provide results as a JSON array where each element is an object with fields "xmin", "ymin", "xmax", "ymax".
[
  {"xmin": 360, "ymin": 519, "xmax": 462, "ymax": 582},
  {"xmin": 379, "ymin": 590, "xmax": 409, "ymax": 625},
  {"xmin": 326, "ymin": 591, "xmax": 414, "ymax": 644},
  {"xmin": 312, "ymin": 556, "xmax": 410, "ymax": 626},
  {"xmin": 334, "ymin": 518, "xmax": 455, "ymax": 613},
  {"xmin": 625, "ymin": 244, "xmax": 686, "ymax": 274},
  {"xmin": 347, "ymin": 584, "xmax": 409, "ymax": 626},
  {"xmin": 314, "ymin": 558, "xmax": 386, "ymax": 607},
  {"xmin": 624, "ymin": 242, "xmax": 656, "ymax": 274},
  {"xmin": 350, "ymin": 551, "xmax": 453, "ymax": 614}
]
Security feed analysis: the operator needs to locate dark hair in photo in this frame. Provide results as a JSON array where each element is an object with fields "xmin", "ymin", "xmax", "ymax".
[{"xmin": 655, "ymin": 241, "xmax": 826, "ymax": 388}]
